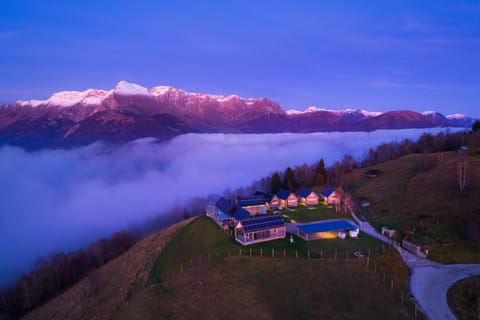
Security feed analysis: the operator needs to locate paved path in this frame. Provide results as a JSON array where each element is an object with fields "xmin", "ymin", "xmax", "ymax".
[
  {"xmin": 350, "ymin": 210, "xmax": 480, "ymax": 320},
  {"xmin": 410, "ymin": 264, "xmax": 480, "ymax": 320}
]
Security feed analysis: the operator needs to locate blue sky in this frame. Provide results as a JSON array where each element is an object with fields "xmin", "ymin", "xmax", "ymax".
[{"xmin": 1, "ymin": 0, "xmax": 479, "ymax": 117}]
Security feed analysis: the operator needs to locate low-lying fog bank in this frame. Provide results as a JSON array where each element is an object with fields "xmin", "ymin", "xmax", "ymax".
[{"xmin": 0, "ymin": 128, "xmax": 463, "ymax": 287}]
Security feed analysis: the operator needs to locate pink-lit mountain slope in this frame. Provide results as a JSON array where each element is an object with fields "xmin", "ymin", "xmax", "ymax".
[{"xmin": 0, "ymin": 81, "xmax": 475, "ymax": 149}]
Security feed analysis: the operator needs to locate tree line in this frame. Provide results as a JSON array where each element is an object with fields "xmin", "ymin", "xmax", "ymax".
[{"xmin": 0, "ymin": 231, "xmax": 137, "ymax": 318}]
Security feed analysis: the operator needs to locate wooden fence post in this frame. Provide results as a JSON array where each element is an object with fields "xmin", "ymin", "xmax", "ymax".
[
  {"xmin": 283, "ymin": 249, "xmax": 286, "ymax": 259},
  {"xmin": 414, "ymin": 304, "xmax": 418, "ymax": 319},
  {"xmin": 295, "ymin": 250, "xmax": 298, "ymax": 258},
  {"xmin": 401, "ymin": 292, "xmax": 404, "ymax": 305},
  {"xmin": 239, "ymin": 249, "xmax": 242, "ymax": 256},
  {"xmin": 374, "ymin": 264, "xmax": 377, "ymax": 274},
  {"xmin": 261, "ymin": 248, "xmax": 263, "ymax": 257},
  {"xmin": 346, "ymin": 251, "xmax": 348, "ymax": 260},
  {"xmin": 335, "ymin": 251, "xmax": 337, "ymax": 260},
  {"xmin": 272, "ymin": 248, "xmax": 275, "ymax": 258},
  {"xmin": 390, "ymin": 279, "xmax": 394, "ymax": 292},
  {"xmin": 368, "ymin": 248, "xmax": 371, "ymax": 256},
  {"xmin": 308, "ymin": 250, "xmax": 310, "ymax": 259},
  {"xmin": 208, "ymin": 253, "xmax": 211, "ymax": 263},
  {"xmin": 366, "ymin": 257, "xmax": 370, "ymax": 269},
  {"xmin": 382, "ymin": 271, "xmax": 386, "ymax": 283}
]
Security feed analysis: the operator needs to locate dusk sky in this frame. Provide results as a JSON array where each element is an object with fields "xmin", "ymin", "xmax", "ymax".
[{"xmin": 1, "ymin": 0, "xmax": 479, "ymax": 117}]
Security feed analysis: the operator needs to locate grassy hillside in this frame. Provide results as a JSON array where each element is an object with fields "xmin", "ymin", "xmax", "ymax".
[
  {"xmin": 447, "ymin": 276, "xmax": 480, "ymax": 320},
  {"xmin": 21, "ymin": 219, "xmax": 193, "ymax": 320},
  {"xmin": 117, "ymin": 258, "xmax": 412, "ymax": 320},
  {"xmin": 21, "ymin": 216, "xmax": 413, "ymax": 320},
  {"xmin": 116, "ymin": 217, "xmax": 412, "ymax": 320},
  {"xmin": 344, "ymin": 152, "xmax": 480, "ymax": 263}
]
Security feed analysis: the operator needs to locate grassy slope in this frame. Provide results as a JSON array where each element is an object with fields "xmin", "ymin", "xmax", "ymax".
[
  {"xmin": 447, "ymin": 276, "xmax": 480, "ymax": 320},
  {"xmin": 117, "ymin": 258, "xmax": 412, "ymax": 320},
  {"xmin": 21, "ymin": 219, "xmax": 193, "ymax": 320},
  {"xmin": 344, "ymin": 152, "xmax": 480, "ymax": 263},
  {"xmin": 116, "ymin": 216, "xmax": 412, "ymax": 320}
]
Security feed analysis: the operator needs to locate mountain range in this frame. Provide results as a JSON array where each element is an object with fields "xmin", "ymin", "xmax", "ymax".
[{"xmin": 0, "ymin": 80, "xmax": 476, "ymax": 149}]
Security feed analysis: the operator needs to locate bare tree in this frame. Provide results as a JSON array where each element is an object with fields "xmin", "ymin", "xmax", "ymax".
[{"xmin": 457, "ymin": 157, "xmax": 471, "ymax": 191}]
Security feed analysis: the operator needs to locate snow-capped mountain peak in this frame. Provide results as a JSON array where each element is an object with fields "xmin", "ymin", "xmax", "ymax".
[{"xmin": 113, "ymin": 80, "xmax": 151, "ymax": 96}]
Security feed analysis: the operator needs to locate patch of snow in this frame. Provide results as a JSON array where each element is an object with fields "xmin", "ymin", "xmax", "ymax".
[
  {"xmin": 150, "ymin": 86, "xmax": 175, "ymax": 96},
  {"xmin": 17, "ymin": 99, "xmax": 46, "ymax": 107},
  {"xmin": 422, "ymin": 110, "xmax": 437, "ymax": 115},
  {"xmin": 446, "ymin": 113, "xmax": 467, "ymax": 119},
  {"xmin": 286, "ymin": 106, "xmax": 382, "ymax": 117},
  {"xmin": 46, "ymin": 89, "xmax": 110, "ymax": 107},
  {"xmin": 114, "ymin": 80, "xmax": 151, "ymax": 96}
]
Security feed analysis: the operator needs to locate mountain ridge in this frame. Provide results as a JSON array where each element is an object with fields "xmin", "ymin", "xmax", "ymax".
[{"xmin": 1, "ymin": 81, "xmax": 476, "ymax": 149}]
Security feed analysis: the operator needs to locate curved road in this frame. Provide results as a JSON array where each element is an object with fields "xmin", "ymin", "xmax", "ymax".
[
  {"xmin": 410, "ymin": 264, "xmax": 480, "ymax": 320},
  {"xmin": 350, "ymin": 211, "xmax": 480, "ymax": 319}
]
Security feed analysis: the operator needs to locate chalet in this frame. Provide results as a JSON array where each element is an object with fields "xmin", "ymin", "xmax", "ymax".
[
  {"xmin": 297, "ymin": 187, "xmax": 319, "ymax": 206},
  {"xmin": 237, "ymin": 196, "xmax": 267, "ymax": 215},
  {"xmin": 320, "ymin": 187, "xmax": 340, "ymax": 205},
  {"xmin": 235, "ymin": 215, "xmax": 286, "ymax": 245},
  {"xmin": 254, "ymin": 191, "xmax": 280, "ymax": 210},
  {"xmin": 277, "ymin": 189, "xmax": 298, "ymax": 207}
]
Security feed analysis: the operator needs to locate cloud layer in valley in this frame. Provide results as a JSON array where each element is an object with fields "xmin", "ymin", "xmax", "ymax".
[{"xmin": 0, "ymin": 128, "xmax": 461, "ymax": 287}]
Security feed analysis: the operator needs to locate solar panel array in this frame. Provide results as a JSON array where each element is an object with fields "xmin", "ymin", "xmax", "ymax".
[
  {"xmin": 298, "ymin": 220, "xmax": 357, "ymax": 234},
  {"xmin": 241, "ymin": 215, "xmax": 284, "ymax": 232},
  {"xmin": 238, "ymin": 197, "xmax": 266, "ymax": 207}
]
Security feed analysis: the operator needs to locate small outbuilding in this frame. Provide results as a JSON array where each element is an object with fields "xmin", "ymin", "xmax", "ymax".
[
  {"xmin": 295, "ymin": 220, "xmax": 359, "ymax": 241},
  {"xmin": 235, "ymin": 215, "xmax": 286, "ymax": 245},
  {"xmin": 297, "ymin": 187, "xmax": 319, "ymax": 206}
]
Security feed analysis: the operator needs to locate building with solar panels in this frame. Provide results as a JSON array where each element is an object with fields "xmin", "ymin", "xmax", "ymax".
[
  {"xmin": 237, "ymin": 196, "xmax": 267, "ymax": 214},
  {"xmin": 235, "ymin": 215, "xmax": 286, "ymax": 245},
  {"xmin": 295, "ymin": 220, "xmax": 359, "ymax": 241}
]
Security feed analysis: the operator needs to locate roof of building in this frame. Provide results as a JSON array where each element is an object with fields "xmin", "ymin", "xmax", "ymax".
[
  {"xmin": 254, "ymin": 191, "xmax": 272, "ymax": 201},
  {"xmin": 232, "ymin": 207, "xmax": 250, "ymax": 220},
  {"xmin": 215, "ymin": 197, "xmax": 236, "ymax": 215},
  {"xmin": 297, "ymin": 220, "xmax": 357, "ymax": 234},
  {"xmin": 277, "ymin": 188, "xmax": 293, "ymax": 199},
  {"xmin": 239, "ymin": 215, "xmax": 285, "ymax": 233},
  {"xmin": 298, "ymin": 187, "xmax": 315, "ymax": 198},
  {"xmin": 218, "ymin": 213, "xmax": 232, "ymax": 220},
  {"xmin": 320, "ymin": 187, "xmax": 335, "ymax": 197},
  {"xmin": 237, "ymin": 196, "xmax": 266, "ymax": 207}
]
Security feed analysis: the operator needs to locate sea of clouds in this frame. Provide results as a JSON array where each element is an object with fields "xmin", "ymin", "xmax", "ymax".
[{"xmin": 0, "ymin": 128, "xmax": 462, "ymax": 287}]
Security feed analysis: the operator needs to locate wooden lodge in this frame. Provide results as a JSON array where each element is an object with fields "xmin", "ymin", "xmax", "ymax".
[
  {"xmin": 237, "ymin": 196, "xmax": 267, "ymax": 215},
  {"xmin": 235, "ymin": 215, "xmax": 286, "ymax": 245},
  {"xmin": 277, "ymin": 189, "xmax": 298, "ymax": 207},
  {"xmin": 320, "ymin": 187, "xmax": 340, "ymax": 205},
  {"xmin": 254, "ymin": 191, "xmax": 280, "ymax": 210},
  {"xmin": 297, "ymin": 187, "xmax": 319, "ymax": 206}
]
